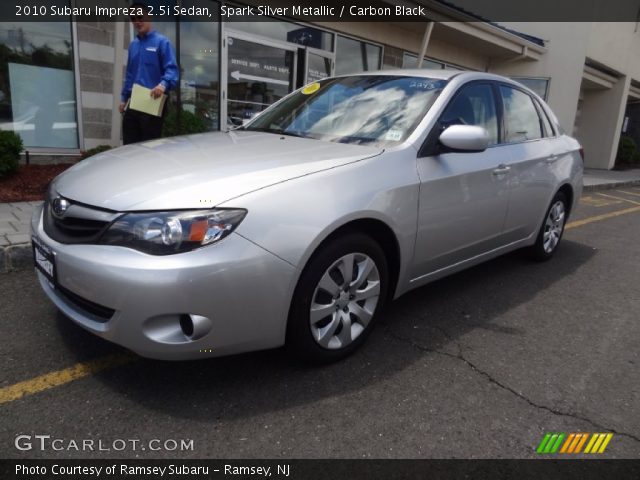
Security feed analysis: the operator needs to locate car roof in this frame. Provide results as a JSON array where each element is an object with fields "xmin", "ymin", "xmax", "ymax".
[
  {"xmin": 334, "ymin": 69, "xmax": 459, "ymax": 80},
  {"xmin": 372, "ymin": 69, "xmax": 462, "ymax": 80},
  {"xmin": 342, "ymin": 69, "xmax": 527, "ymax": 85},
  {"xmin": 342, "ymin": 69, "xmax": 541, "ymax": 95}
]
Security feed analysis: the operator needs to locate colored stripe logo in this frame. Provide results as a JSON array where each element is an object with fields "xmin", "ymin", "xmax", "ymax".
[{"xmin": 536, "ymin": 433, "xmax": 613, "ymax": 454}]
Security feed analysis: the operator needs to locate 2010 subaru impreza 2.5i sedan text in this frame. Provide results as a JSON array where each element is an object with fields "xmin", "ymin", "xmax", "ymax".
[{"xmin": 31, "ymin": 70, "xmax": 583, "ymax": 363}]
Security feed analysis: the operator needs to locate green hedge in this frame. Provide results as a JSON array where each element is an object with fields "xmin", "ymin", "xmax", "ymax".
[
  {"xmin": 162, "ymin": 110, "xmax": 207, "ymax": 137},
  {"xmin": 617, "ymin": 135, "xmax": 636, "ymax": 164},
  {"xmin": 0, "ymin": 130, "xmax": 23, "ymax": 178},
  {"xmin": 81, "ymin": 145, "xmax": 112, "ymax": 159}
]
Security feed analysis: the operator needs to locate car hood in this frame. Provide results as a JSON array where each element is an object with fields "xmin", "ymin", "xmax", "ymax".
[{"xmin": 53, "ymin": 131, "xmax": 383, "ymax": 211}]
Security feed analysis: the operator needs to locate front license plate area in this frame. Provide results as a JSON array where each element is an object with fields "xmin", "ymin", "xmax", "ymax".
[{"xmin": 32, "ymin": 236, "xmax": 56, "ymax": 286}]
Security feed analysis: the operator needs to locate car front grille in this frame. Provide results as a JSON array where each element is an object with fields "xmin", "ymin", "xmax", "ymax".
[{"xmin": 43, "ymin": 197, "xmax": 121, "ymax": 244}]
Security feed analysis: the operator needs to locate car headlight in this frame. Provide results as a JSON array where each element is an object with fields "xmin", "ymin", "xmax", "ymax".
[{"xmin": 99, "ymin": 209, "xmax": 247, "ymax": 255}]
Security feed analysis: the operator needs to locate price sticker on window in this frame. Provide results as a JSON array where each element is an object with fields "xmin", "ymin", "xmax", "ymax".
[
  {"xmin": 301, "ymin": 83, "xmax": 320, "ymax": 95},
  {"xmin": 385, "ymin": 129, "xmax": 403, "ymax": 141}
]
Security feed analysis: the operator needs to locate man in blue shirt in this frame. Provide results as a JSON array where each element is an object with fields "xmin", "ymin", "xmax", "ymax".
[{"xmin": 120, "ymin": 3, "xmax": 178, "ymax": 144}]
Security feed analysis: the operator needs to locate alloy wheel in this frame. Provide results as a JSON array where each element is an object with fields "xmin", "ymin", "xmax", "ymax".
[{"xmin": 543, "ymin": 200, "xmax": 565, "ymax": 253}]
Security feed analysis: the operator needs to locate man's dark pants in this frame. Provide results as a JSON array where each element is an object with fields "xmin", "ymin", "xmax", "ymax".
[{"xmin": 122, "ymin": 108, "xmax": 164, "ymax": 145}]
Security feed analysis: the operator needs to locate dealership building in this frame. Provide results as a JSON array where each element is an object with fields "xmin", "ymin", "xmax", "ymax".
[{"xmin": 0, "ymin": 1, "xmax": 639, "ymax": 169}]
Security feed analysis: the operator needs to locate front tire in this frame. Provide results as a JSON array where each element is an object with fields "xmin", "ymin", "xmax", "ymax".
[
  {"xmin": 530, "ymin": 191, "xmax": 568, "ymax": 261},
  {"xmin": 286, "ymin": 233, "xmax": 389, "ymax": 363}
]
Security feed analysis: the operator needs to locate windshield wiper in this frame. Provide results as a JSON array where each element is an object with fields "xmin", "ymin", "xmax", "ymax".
[
  {"xmin": 243, "ymin": 126, "xmax": 307, "ymax": 138},
  {"xmin": 336, "ymin": 135, "xmax": 378, "ymax": 145}
]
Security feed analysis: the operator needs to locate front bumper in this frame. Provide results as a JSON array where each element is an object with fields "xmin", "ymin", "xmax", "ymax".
[{"xmin": 31, "ymin": 204, "xmax": 297, "ymax": 360}]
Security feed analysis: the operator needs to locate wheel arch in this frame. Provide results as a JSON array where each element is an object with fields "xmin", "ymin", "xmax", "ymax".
[
  {"xmin": 557, "ymin": 183, "xmax": 574, "ymax": 217},
  {"xmin": 284, "ymin": 217, "xmax": 402, "ymax": 359},
  {"xmin": 291, "ymin": 217, "xmax": 402, "ymax": 308}
]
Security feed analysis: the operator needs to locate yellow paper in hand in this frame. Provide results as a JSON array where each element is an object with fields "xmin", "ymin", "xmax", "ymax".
[{"xmin": 129, "ymin": 84, "xmax": 166, "ymax": 117}]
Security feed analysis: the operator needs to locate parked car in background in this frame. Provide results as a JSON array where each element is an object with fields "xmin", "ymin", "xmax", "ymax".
[{"xmin": 31, "ymin": 70, "xmax": 583, "ymax": 362}]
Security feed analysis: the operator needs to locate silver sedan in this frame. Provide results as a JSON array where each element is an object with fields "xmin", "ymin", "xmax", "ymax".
[{"xmin": 31, "ymin": 70, "xmax": 583, "ymax": 362}]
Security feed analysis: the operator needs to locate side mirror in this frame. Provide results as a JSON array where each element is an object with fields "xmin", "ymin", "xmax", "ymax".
[{"xmin": 439, "ymin": 125, "xmax": 489, "ymax": 152}]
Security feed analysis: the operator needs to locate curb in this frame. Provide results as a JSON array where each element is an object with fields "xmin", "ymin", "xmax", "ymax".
[
  {"xmin": 583, "ymin": 179, "xmax": 640, "ymax": 192},
  {"xmin": 0, "ymin": 243, "xmax": 33, "ymax": 274}
]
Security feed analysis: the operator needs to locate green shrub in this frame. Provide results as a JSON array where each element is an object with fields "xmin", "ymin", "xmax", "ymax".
[
  {"xmin": 81, "ymin": 144, "xmax": 112, "ymax": 159},
  {"xmin": 633, "ymin": 151, "xmax": 640, "ymax": 165},
  {"xmin": 617, "ymin": 135, "xmax": 636, "ymax": 164},
  {"xmin": 0, "ymin": 130, "xmax": 23, "ymax": 178},
  {"xmin": 162, "ymin": 110, "xmax": 207, "ymax": 137}
]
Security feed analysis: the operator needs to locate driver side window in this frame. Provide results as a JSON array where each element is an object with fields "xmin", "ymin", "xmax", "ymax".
[{"xmin": 440, "ymin": 83, "xmax": 499, "ymax": 146}]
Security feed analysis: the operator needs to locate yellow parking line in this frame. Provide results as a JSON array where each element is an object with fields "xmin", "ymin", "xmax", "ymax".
[
  {"xmin": 595, "ymin": 192, "xmax": 640, "ymax": 206},
  {"xmin": 0, "ymin": 353, "xmax": 134, "ymax": 405},
  {"xmin": 566, "ymin": 205, "xmax": 640, "ymax": 230},
  {"xmin": 579, "ymin": 195, "xmax": 621, "ymax": 207},
  {"xmin": 616, "ymin": 189, "xmax": 640, "ymax": 198}
]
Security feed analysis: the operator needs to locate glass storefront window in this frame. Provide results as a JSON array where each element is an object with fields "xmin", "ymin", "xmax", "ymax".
[
  {"xmin": 306, "ymin": 52, "xmax": 332, "ymax": 82},
  {"xmin": 226, "ymin": 35, "xmax": 294, "ymax": 127},
  {"xmin": 335, "ymin": 35, "xmax": 381, "ymax": 75},
  {"xmin": 0, "ymin": 21, "xmax": 78, "ymax": 148},
  {"xmin": 143, "ymin": 1, "xmax": 220, "ymax": 131},
  {"xmin": 180, "ymin": 1, "xmax": 220, "ymax": 130},
  {"xmin": 403, "ymin": 53, "xmax": 444, "ymax": 70},
  {"xmin": 233, "ymin": 22, "xmax": 333, "ymax": 52}
]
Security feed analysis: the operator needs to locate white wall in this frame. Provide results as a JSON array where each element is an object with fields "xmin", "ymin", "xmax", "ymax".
[
  {"xmin": 587, "ymin": 22, "xmax": 640, "ymax": 80},
  {"xmin": 489, "ymin": 22, "xmax": 591, "ymax": 135},
  {"xmin": 578, "ymin": 76, "xmax": 632, "ymax": 168}
]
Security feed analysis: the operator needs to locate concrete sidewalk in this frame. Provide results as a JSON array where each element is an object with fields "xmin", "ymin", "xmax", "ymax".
[
  {"xmin": 583, "ymin": 167, "xmax": 640, "ymax": 191},
  {"xmin": 2, "ymin": 167, "xmax": 640, "ymax": 273},
  {"xmin": 0, "ymin": 201, "xmax": 41, "ymax": 273}
]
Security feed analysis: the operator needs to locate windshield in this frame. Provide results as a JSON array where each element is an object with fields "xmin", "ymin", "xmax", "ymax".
[{"xmin": 242, "ymin": 75, "xmax": 447, "ymax": 146}]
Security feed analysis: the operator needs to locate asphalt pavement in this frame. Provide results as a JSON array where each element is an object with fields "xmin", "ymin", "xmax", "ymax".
[{"xmin": 1, "ymin": 189, "xmax": 639, "ymax": 459}]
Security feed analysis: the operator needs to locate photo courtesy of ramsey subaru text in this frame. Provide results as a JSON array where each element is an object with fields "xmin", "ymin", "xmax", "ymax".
[{"xmin": 31, "ymin": 71, "xmax": 583, "ymax": 363}]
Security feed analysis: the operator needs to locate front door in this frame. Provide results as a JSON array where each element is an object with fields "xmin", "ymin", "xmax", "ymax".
[
  {"xmin": 224, "ymin": 31, "xmax": 297, "ymax": 128},
  {"xmin": 412, "ymin": 82, "xmax": 511, "ymax": 279}
]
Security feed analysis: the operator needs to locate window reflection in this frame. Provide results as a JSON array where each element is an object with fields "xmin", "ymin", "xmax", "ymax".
[
  {"xmin": 500, "ymin": 86, "xmax": 543, "ymax": 142},
  {"xmin": 247, "ymin": 76, "xmax": 446, "ymax": 146},
  {"xmin": 0, "ymin": 21, "xmax": 78, "ymax": 148}
]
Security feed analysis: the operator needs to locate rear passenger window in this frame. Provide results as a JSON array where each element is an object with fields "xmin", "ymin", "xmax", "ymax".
[
  {"xmin": 500, "ymin": 86, "xmax": 542, "ymax": 142},
  {"xmin": 440, "ymin": 84, "xmax": 498, "ymax": 145},
  {"xmin": 536, "ymin": 100, "xmax": 555, "ymax": 137}
]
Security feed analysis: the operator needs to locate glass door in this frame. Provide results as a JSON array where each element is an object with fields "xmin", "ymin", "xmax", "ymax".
[
  {"xmin": 223, "ymin": 31, "xmax": 297, "ymax": 128},
  {"xmin": 304, "ymin": 47, "xmax": 334, "ymax": 84}
]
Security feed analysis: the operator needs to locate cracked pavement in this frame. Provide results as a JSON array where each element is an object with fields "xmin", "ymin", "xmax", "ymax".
[{"xmin": 1, "ymin": 198, "xmax": 639, "ymax": 459}]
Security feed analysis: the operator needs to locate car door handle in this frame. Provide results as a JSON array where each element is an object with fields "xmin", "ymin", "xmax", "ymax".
[
  {"xmin": 546, "ymin": 154, "xmax": 560, "ymax": 164},
  {"xmin": 492, "ymin": 165, "xmax": 511, "ymax": 175}
]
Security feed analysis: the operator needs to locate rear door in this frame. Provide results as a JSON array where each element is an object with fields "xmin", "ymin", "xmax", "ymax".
[
  {"xmin": 497, "ymin": 85, "xmax": 558, "ymax": 242},
  {"xmin": 412, "ymin": 82, "xmax": 511, "ymax": 278}
]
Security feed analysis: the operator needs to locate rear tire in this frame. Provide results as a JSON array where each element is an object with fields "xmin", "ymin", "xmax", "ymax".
[
  {"xmin": 286, "ymin": 233, "xmax": 389, "ymax": 364},
  {"xmin": 529, "ymin": 191, "xmax": 568, "ymax": 261}
]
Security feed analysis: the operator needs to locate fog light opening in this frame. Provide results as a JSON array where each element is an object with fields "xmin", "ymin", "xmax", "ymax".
[{"xmin": 179, "ymin": 314, "xmax": 194, "ymax": 337}]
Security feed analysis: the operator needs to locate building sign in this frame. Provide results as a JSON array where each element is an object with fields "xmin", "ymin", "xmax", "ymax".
[
  {"xmin": 227, "ymin": 37, "xmax": 291, "ymax": 88},
  {"xmin": 226, "ymin": 36, "xmax": 294, "ymax": 126}
]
